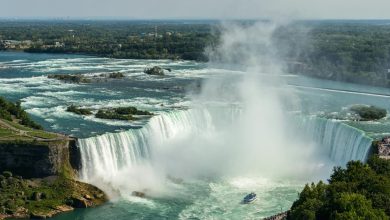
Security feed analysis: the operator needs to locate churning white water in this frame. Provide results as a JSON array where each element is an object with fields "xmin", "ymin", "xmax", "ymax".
[{"xmin": 78, "ymin": 108, "xmax": 373, "ymax": 200}]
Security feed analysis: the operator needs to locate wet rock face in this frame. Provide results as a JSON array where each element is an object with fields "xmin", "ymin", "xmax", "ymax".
[
  {"xmin": 70, "ymin": 197, "xmax": 90, "ymax": 208},
  {"xmin": 0, "ymin": 139, "xmax": 80, "ymax": 178}
]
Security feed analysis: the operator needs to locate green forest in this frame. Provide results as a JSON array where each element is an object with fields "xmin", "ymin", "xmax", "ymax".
[
  {"xmin": 288, "ymin": 154, "xmax": 390, "ymax": 219},
  {"xmin": 274, "ymin": 22, "xmax": 390, "ymax": 87},
  {"xmin": 0, "ymin": 21, "xmax": 215, "ymax": 61}
]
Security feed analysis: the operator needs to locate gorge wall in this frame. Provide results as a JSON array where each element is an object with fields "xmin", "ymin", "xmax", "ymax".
[{"xmin": 0, "ymin": 138, "xmax": 80, "ymax": 178}]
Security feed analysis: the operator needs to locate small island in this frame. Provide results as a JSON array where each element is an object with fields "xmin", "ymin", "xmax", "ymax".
[
  {"xmin": 66, "ymin": 105, "xmax": 93, "ymax": 115},
  {"xmin": 66, "ymin": 105, "xmax": 153, "ymax": 121},
  {"xmin": 96, "ymin": 107, "xmax": 153, "ymax": 121},
  {"xmin": 48, "ymin": 72, "xmax": 126, "ymax": 84},
  {"xmin": 47, "ymin": 74, "xmax": 91, "ymax": 84},
  {"xmin": 350, "ymin": 105, "xmax": 387, "ymax": 121}
]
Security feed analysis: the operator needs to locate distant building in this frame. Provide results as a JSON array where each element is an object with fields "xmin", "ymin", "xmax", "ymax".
[{"xmin": 54, "ymin": 42, "xmax": 65, "ymax": 48}]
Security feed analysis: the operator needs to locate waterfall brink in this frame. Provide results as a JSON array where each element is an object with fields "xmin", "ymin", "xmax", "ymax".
[
  {"xmin": 78, "ymin": 109, "xmax": 216, "ymax": 181},
  {"xmin": 297, "ymin": 117, "xmax": 373, "ymax": 165}
]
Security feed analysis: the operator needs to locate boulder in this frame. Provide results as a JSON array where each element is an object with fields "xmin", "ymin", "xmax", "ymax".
[
  {"xmin": 144, "ymin": 66, "xmax": 164, "ymax": 75},
  {"xmin": 55, "ymin": 205, "xmax": 74, "ymax": 212},
  {"xmin": 132, "ymin": 191, "xmax": 146, "ymax": 198}
]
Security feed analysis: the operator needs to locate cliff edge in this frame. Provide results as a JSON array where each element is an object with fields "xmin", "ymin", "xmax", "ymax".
[{"xmin": 0, "ymin": 117, "xmax": 107, "ymax": 219}]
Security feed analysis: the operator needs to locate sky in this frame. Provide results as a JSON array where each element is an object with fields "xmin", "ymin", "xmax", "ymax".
[{"xmin": 1, "ymin": 0, "xmax": 390, "ymax": 20}]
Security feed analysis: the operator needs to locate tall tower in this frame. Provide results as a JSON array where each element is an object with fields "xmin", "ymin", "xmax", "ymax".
[{"xmin": 154, "ymin": 25, "xmax": 158, "ymax": 38}]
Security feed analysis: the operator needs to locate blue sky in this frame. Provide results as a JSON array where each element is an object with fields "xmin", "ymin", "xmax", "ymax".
[{"xmin": 1, "ymin": 0, "xmax": 390, "ymax": 19}]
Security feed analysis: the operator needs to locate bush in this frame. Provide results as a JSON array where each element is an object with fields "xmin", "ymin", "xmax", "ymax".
[
  {"xmin": 2, "ymin": 171, "xmax": 12, "ymax": 178},
  {"xmin": 95, "ymin": 107, "xmax": 152, "ymax": 121},
  {"xmin": 114, "ymin": 107, "xmax": 152, "ymax": 115},
  {"xmin": 0, "ymin": 97, "xmax": 42, "ymax": 129},
  {"xmin": 95, "ymin": 110, "xmax": 134, "ymax": 121}
]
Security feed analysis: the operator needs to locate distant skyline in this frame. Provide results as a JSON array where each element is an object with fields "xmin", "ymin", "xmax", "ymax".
[{"xmin": 1, "ymin": 0, "xmax": 390, "ymax": 20}]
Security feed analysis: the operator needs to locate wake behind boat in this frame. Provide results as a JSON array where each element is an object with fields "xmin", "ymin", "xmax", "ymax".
[{"xmin": 243, "ymin": 192, "xmax": 257, "ymax": 204}]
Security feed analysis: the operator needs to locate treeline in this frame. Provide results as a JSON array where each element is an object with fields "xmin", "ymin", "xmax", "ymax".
[
  {"xmin": 0, "ymin": 21, "xmax": 216, "ymax": 61},
  {"xmin": 0, "ymin": 97, "xmax": 42, "ymax": 129},
  {"xmin": 288, "ymin": 155, "xmax": 390, "ymax": 219},
  {"xmin": 274, "ymin": 21, "xmax": 390, "ymax": 87},
  {"xmin": 2, "ymin": 20, "xmax": 390, "ymax": 86}
]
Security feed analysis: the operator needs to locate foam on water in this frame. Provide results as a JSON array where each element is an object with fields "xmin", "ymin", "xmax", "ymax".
[{"xmin": 77, "ymin": 107, "xmax": 372, "ymax": 199}]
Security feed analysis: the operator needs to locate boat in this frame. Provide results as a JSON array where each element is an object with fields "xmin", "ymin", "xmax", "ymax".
[{"xmin": 243, "ymin": 192, "xmax": 257, "ymax": 204}]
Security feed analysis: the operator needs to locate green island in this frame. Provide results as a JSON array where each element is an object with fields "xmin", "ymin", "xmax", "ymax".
[
  {"xmin": 48, "ymin": 71, "xmax": 125, "ymax": 84},
  {"xmin": 350, "ymin": 105, "xmax": 387, "ymax": 121},
  {"xmin": 66, "ymin": 105, "xmax": 93, "ymax": 116},
  {"xmin": 0, "ymin": 97, "xmax": 107, "ymax": 219},
  {"xmin": 95, "ymin": 107, "xmax": 153, "ymax": 121},
  {"xmin": 288, "ymin": 149, "xmax": 390, "ymax": 220}
]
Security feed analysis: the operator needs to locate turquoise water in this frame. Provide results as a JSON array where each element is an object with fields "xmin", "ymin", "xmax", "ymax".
[{"xmin": 1, "ymin": 52, "xmax": 389, "ymax": 219}]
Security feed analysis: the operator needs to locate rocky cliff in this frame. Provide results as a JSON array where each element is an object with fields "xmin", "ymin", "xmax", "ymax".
[
  {"xmin": 0, "ymin": 138, "xmax": 107, "ymax": 219},
  {"xmin": 0, "ymin": 138, "xmax": 80, "ymax": 178}
]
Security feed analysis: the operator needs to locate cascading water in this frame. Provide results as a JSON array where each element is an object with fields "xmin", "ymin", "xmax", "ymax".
[
  {"xmin": 78, "ymin": 108, "xmax": 373, "ymax": 192},
  {"xmin": 296, "ymin": 116, "xmax": 373, "ymax": 165},
  {"xmin": 78, "ymin": 109, "xmax": 216, "ymax": 177},
  {"xmin": 74, "ymin": 22, "xmax": 376, "ymax": 219}
]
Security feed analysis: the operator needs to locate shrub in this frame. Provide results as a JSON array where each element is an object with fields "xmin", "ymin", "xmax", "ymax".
[{"xmin": 2, "ymin": 171, "xmax": 12, "ymax": 178}]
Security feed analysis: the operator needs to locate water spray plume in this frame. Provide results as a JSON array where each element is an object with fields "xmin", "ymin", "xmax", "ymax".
[{"xmin": 77, "ymin": 21, "xmax": 371, "ymax": 200}]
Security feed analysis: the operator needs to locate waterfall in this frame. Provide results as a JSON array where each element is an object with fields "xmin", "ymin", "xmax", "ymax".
[
  {"xmin": 78, "ymin": 109, "xmax": 216, "ymax": 180},
  {"xmin": 78, "ymin": 109, "xmax": 373, "ymax": 183},
  {"xmin": 296, "ymin": 116, "xmax": 373, "ymax": 165}
]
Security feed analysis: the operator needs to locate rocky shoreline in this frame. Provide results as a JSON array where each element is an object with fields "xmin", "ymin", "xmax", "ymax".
[
  {"xmin": 263, "ymin": 211, "xmax": 288, "ymax": 220},
  {"xmin": 0, "ymin": 174, "xmax": 107, "ymax": 219}
]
